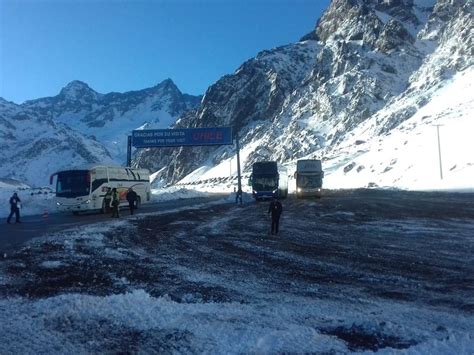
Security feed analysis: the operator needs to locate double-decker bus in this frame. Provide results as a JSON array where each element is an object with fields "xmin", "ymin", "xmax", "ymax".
[
  {"xmin": 50, "ymin": 165, "xmax": 151, "ymax": 214},
  {"xmin": 295, "ymin": 159, "xmax": 324, "ymax": 198},
  {"xmin": 249, "ymin": 161, "xmax": 288, "ymax": 200}
]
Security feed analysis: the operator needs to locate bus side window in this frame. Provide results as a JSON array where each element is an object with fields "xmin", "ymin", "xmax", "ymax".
[{"xmin": 92, "ymin": 178, "xmax": 108, "ymax": 193}]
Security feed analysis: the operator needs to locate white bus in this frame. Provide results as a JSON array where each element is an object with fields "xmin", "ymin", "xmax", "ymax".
[
  {"xmin": 295, "ymin": 159, "xmax": 324, "ymax": 198},
  {"xmin": 50, "ymin": 165, "xmax": 151, "ymax": 214}
]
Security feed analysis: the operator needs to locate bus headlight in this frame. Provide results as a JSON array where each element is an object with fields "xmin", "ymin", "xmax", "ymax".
[
  {"xmin": 297, "ymin": 188, "xmax": 302, "ymax": 193},
  {"xmin": 56, "ymin": 202, "xmax": 62, "ymax": 206}
]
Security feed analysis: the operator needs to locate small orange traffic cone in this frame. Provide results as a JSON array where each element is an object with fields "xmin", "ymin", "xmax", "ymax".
[{"xmin": 42, "ymin": 210, "xmax": 49, "ymax": 218}]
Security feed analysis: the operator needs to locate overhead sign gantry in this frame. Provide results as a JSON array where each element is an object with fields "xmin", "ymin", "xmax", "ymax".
[
  {"xmin": 127, "ymin": 127, "xmax": 243, "ymax": 204},
  {"xmin": 132, "ymin": 127, "xmax": 233, "ymax": 148}
]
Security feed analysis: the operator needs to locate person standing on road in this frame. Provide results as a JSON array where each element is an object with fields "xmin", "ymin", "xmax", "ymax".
[
  {"xmin": 7, "ymin": 192, "xmax": 21, "ymax": 224},
  {"xmin": 103, "ymin": 187, "xmax": 112, "ymax": 213},
  {"xmin": 126, "ymin": 188, "xmax": 138, "ymax": 215},
  {"xmin": 111, "ymin": 188, "xmax": 120, "ymax": 218},
  {"xmin": 268, "ymin": 197, "xmax": 283, "ymax": 235}
]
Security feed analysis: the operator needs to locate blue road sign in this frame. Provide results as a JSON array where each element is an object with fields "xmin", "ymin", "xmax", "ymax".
[{"xmin": 132, "ymin": 127, "xmax": 233, "ymax": 148}]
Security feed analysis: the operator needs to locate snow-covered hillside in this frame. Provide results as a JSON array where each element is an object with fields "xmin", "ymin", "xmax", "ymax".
[
  {"xmin": 325, "ymin": 67, "xmax": 474, "ymax": 191},
  {"xmin": 0, "ymin": 80, "xmax": 201, "ymax": 186},
  {"xmin": 169, "ymin": 66, "xmax": 473, "ymax": 193},
  {"xmin": 23, "ymin": 79, "xmax": 201, "ymax": 161},
  {"xmin": 1, "ymin": 0, "xmax": 471, "ymax": 192},
  {"xmin": 0, "ymin": 98, "xmax": 113, "ymax": 186},
  {"xmin": 136, "ymin": 0, "xmax": 473, "ymax": 191}
]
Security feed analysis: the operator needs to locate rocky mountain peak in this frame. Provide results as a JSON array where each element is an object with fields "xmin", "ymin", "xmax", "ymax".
[
  {"xmin": 151, "ymin": 78, "xmax": 181, "ymax": 96},
  {"xmin": 305, "ymin": 0, "xmax": 381, "ymax": 44},
  {"xmin": 0, "ymin": 97, "xmax": 16, "ymax": 106},
  {"xmin": 1, "ymin": 76, "xmax": 202, "ymax": 178},
  {"xmin": 158, "ymin": 78, "xmax": 176, "ymax": 88},
  {"xmin": 420, "ymin": 0, "xmax": 472, "ymax": 41},
  {"xmin": 2, "ymin": 0, "xmax": 470, "ymax": 188},
  {"xmin": 59, "ymin": 80, "xmax": 98, "ymax": 101},
  {"xmin": 135, "ymin": 0, "xmax": 472, "ymax": 187},
  {"xmin": 301, "ymin": 0, "xmax": 432, "ymax": 52}
]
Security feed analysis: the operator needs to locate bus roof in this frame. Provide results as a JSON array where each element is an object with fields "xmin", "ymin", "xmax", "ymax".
[{"xmin": 52, "ymin": 165, "xmax": 149, "ymax": 174}]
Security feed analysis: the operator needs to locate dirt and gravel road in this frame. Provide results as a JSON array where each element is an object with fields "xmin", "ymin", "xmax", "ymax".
[
  {"xmin": 113, "ymin": 189, "xmax": 474, "ymax": 313},
  {"xmin": 1, "ymin": 189, "xmax": 473, "ymax": 353},
  {"xmin": 0, "ymin": 195, "xmax": 225, "ymax": 252}
]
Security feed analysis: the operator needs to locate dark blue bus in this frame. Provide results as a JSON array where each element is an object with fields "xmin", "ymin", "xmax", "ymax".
[{"xmin": 249, "ymin": 161, "xmax": 288, "ymax": 200}]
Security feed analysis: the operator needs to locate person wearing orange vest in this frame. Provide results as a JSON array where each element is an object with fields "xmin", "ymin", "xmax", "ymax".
[{"xmin": 111, "ymin": 188, "xmax": 120, "ymax": 218}]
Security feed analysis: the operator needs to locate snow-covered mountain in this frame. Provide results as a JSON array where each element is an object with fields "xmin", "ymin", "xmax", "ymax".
[
  {"xmin": 23, "ymin": 79, "xmax": 201, "ymax": 160},
  {"xmin": 1, "ymin": 0, "xmax": 471, "ymax": 190},
  {"xmin": 0, "ymin": 98, "xmax": 113, "ymax": 185},
  {"xmin": 137, "ymin": 0, "xmax": 473, "ymax": 190},
  {"xmin": 0, "ymin": 80, "xmax": 201, "ymax": 186}
]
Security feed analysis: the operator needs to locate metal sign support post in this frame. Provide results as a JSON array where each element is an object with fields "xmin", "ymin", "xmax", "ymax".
[
  {"xmin": 235, "ymin": 132, "xmax": 242, "ymax": 205},
  {"xmin": 435, "ymin": 125, "xmax": 443, "ymax": 180},
  {"xmin": 126, "ymin": 135, "xmax": 132, "ymax": 167}
]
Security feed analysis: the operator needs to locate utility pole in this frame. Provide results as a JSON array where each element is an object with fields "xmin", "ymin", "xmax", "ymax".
[
  {"xmin": 434, "ymin": 124, "xmax": 443, "ymax": 180},
  {"xmin": 127, "ymin": 135, "xmax": 132, "ymax": 167},
  {"xmin": 235, "ymin": 132, "xmax": 242, "ymax": 205}
]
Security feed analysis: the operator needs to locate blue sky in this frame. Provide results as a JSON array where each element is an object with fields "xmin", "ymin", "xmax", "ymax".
[{"xmin": 0, "ymin": 0, "xmax": 329, "ymax": 104}]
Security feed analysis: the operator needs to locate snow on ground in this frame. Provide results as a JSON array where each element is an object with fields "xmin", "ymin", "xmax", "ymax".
[
  {"xmin": 323, "ymin": 67, "xmax": 474, "ymax": 191},
  {"xmin": 2, "ymin": 288, "xmax": 473, "ymax": 354},
  {"xmin": 0, "ymin": 183, "xmax": 216, "ymax": 219},
  {"xmin": 1, "ymin": 71, "xmax": 472, "ymax": 220},
  {"xmin": 0, "ymin": 190, "xmax": 473, "ymax": 353},
  {"xmin": 150, "ymin": 186, "xmax": 211, "ymax": 202},
  {"xmin": 168, "ymin": 68, "xmax": 474, "ymax": 195},
  {"xmin": 0, "ymin": 179, "xmax": 55, "ymax": 219}
]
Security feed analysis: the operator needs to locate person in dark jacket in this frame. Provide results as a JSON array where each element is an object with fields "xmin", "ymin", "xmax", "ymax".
[
  {"xmin": 111, "ymin": 188, "xmax": 120, "ymax": 218},
  {"xmin": 268, "ymin": 197, "xmax": 283, "ymax": 235},
  {"xmin": 126, "ymin": 188, "xmax": 138, "ymax": 215},
  {"xmin": 103, "ymin": 187, "xmax": 112, "ymax": 213},
  {"xmin": 7, "ymin": 192, "xmax": 21, "ymax": 224}
]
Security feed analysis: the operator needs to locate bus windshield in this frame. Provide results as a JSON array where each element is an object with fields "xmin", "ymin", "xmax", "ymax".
[
  {"xmin": 56, "ymin": 170, "xmax": 90, "ymax": 198},
  {"xmin": 297, "ymin": 175, "xmax": 322, "ymax": 188},
  {"xmin": 253, "ymin": 176, "xmax": 278, "ymax": 191}
]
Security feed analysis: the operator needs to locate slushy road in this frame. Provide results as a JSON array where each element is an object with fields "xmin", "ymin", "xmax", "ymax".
[{"xmin": 0, "ymin": 194, "xmax": 228, "ymax": 253}]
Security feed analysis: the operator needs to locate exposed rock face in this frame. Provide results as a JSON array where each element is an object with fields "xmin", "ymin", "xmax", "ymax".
[
  {"xmin": 1, "ymin": 0, "xmax": 471, "ymax": 188},
  {"xmin": 137, "ymin": 0, "xmax": 473, "ymax": 185},
  {"xmin": 21, "ymin": 79, "xmax": 201, "ymax": 161},
  {"xmin": 370, "ymin": 0, "xmax": 473, "ymax": 135},
  {"xmin": 303, "ymin": 0, "xmax": 418, "ymax": 52},
  {"xmin": 0, "ymin": 80, "xmax": 201, "ymax": 185},
  {"xmin": 0, "ymin": 98, "xmax": 112, "ymax": 185}
]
